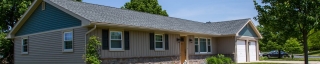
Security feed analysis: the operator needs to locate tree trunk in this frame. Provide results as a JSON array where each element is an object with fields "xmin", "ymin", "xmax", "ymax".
[
  {"xmin": 278, "ymin": 50, "xmax": 281, "ymax": 58},
  {"xmin": 303, "ymin": 30, "xmax": 308, "ymax": 64}
]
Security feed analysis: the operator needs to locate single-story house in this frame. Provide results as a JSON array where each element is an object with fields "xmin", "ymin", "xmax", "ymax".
[{"xmin": 6, "ymin": 0, "xmax": 262, "ymax": 64}]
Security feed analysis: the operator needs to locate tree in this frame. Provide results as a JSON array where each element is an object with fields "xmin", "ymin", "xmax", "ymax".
[
  {"xmin": 283, "ymin": 38, "xmax": 303, "ymax": 59},
  {"xmin": 121, "ymin": 0, "xmax": 168, "ymax": 16},
  {"xmin": 254, "ymin": 0, "xmax": 320, "ymax": 63},
  {"xmin": 308, "ymin": 30, "xmax": 320, "ymax": 50},
  {"xmin": 0, "ymin": 28, "xmax": 12, "ymax": 64}
]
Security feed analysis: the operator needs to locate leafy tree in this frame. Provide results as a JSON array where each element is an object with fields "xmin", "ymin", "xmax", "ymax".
[
  {"xmin": 84, "ymin": 36, "xmax": 101, "ymax": 64},
  {"xmin": 283, "ymin": 38, "xmax": 303, "ymax": 59},
  {"xmin": 254, "ymin": 0, "xmax": 320, "ymax": 63},
  {"xmin": 0, "ymin": 28, "xmax": 12, "ymax": 64},
  {"xmin": 257, "ymin": 25, "xmax": 287, "ymax": 52},
  {"xmin": 121, "ymin": 0, "xmax": 168, "ymax": 16},
  {"xmin": 308, "ymin": 30, "xmax": 320, "ymax": 50}
]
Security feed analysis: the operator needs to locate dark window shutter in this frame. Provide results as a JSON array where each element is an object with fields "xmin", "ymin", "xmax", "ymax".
[
  {"xmin": 150, "ymin": 33, "xmax": 154, "ymax": 50},
  {"xmin": 124, "ymin": 31, "xmax": 130, "ymax": 50},
  {"xmin": 165, "ymin": 34, "xmax": 169, "ymax": 50},
  {"xmin": 102, "ymin": 29, "xmax": 109, "ymax": 50}
]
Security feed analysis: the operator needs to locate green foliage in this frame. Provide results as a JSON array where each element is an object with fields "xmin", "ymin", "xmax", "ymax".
[
  {"xmin": 121, "ymin": 0, "xmax": 168, "ymax": 16},
  {"xmin": 206, "ymin": 54, "xmax": 233, "ymax": 64},
  {"xmin": 283, "ymin": 38, "xmax": 303, "ymax": 54},
  {"xmin": 259, "ymin": 56, "xmax": 268, "ymax": 60},
  {"xmin": 257, "ymin": 25, "xmax": 287, "ymax": 51},
  {"xmin": 0, "ymin": 29, "xmax": 13, "ymax": 64},
  {"xmin": 254, "ymin": 0, "xmax": 320, "ymax": 63},
  {"xmin": 85, "ymin": 36, "xmax": 101, "ymax": 64},
  {"xmin": 308, "ymin": 30, "xmax": 320, "ymax": 50}
]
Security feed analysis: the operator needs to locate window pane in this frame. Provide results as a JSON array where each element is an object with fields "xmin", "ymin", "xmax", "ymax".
[
  {"xmin": 23, "ymin": 39, "xmax": 28, "ymax": 52},
  {"xmin": 195, "ymin": 45, "xmax": 198, "ymax": 52},
  {"xmin": 207, "ymin": 39, "xmax": 211, "ymax": 45},
  {"xmin": 200, "ymin": 38, "xmax": 207, "ymax": 52},
  {"xmin": 155, "ymin": 42, "xmax": 163, "ymax": 48},
  {"xmin": 111, "ymin": 40, "xmax": 122, "ymax": 48},
  {"xmin": 64, "ymin": 41, "xmax": 72, "ymax": 49},
  {"xmin": 155, "ymin": 35, "xmax": 162, "ymax": 41},
  {"xmin": 111, "ymin": 32, "xmax": 122, "ymax": 39},
  {"xmin": 195, "ymin": 38, "xmax": 198, "ymax": 44},
  {"xmin": 64, "ymin": 32, "xmax": 72, "ymax": 41},
  {"xmin": 208, "ymin": 46, "xmax": 211, "ymax": 52}
]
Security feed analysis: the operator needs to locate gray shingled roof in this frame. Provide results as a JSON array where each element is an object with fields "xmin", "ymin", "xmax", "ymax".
[{"xmin": 47, "ymin": 0, "xmax": 250, "ymax": 35}]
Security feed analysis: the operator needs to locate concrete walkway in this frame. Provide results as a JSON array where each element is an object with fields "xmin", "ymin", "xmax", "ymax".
[{"xmin": 248, "ymin": 61, "xmax": 320, "ymax": 64}]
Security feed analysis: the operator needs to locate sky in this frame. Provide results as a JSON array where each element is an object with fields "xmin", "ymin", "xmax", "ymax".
[{"xmin": 83, "ymin": 0, "xmax": 261, "ymax": 25}]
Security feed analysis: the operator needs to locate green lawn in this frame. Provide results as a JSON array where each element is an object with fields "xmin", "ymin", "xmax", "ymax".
[
  {"xmin": 262, "ymin": 58, "xmax": 320, "ymax": 61},
  {"xmin": 238, "ymin": 63, "xmax": 288, "ymax": 64},
  {"xmin": 295, "ymin": 50, "xmax": 320, "ymax": 56}
]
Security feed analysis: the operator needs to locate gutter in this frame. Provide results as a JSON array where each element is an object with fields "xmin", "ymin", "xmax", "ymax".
[{"xmin": 84, "ymin": 25, "xmax": 97, "ymax": 54}]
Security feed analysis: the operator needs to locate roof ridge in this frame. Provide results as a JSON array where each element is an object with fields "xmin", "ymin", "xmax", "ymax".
[
  {"xmin": 211, "ymin": 18, "xmax": 250, "ymax": 23},
  {"xmin": 65, "ymin": 0, "xmax": 205, "ymax": 24}
]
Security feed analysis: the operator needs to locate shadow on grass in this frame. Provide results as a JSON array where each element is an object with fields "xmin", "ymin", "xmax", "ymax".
[{"xmin": 309, "ymin": 50, "xmax": 320, "ymax": 55}]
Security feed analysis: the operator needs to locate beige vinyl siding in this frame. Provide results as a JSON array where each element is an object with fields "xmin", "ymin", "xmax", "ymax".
[
  {"xmin": 14, "ymin": 27, "xmax": 87, "ymax": 64},
  {"xmin": 217, "ymin": 36, "xmax": 236, "ymax": 54},
  {"xmin": 211, "ymin": 37, "xmax": 217, "ymax": 54},
  {"xmin": 88, "ymin": 28, "xmax": 180, "ymax": 58}
]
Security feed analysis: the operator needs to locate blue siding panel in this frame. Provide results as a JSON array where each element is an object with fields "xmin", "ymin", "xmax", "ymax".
[
  {"xmin": 238, "ymin": 24, "xmax": 258, "ymax": 37},
  {"xmin": 15, "ymin": 3, "xmax": 81, "ymax": 36}
]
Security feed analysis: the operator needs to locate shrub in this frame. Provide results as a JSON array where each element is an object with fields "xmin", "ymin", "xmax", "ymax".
[
  {"xmin": 206, "ymin": 54, "xmax": 233, "ymax": 64},
  {"xmin": 259, "ymin": 56, "xmax": 268, "ymax": 60},
  {"xmin": 84, "ymin": 36, "xmax": 102, "ymax": 64}
]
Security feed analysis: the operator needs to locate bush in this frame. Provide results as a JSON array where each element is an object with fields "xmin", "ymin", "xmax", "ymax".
[
  {"xmin": 84, "ymin": 36, "xmax": 102, "ymax": 64},
  {"xmin": 206, "ymin": 54, "xmax": 233, "ymax": 64},
  {"xmin": 259, "ymin": 56, "xmax": 268, "ymax": 60}
]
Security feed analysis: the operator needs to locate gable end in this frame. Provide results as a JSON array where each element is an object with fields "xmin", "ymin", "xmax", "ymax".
[
  {"xmin": 15, "ymin": 2, "xmax": 81, "ymax": 36},
  {"xmin": 238, "ymin": 24, "xmax": 258, "ymax": 37}
]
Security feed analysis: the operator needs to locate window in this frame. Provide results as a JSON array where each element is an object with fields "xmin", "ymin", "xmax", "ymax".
[
  {"xmin": 21, "ymin": 38, "xmax": 28, "ymax": 54},
  {"xmin": 194, "ymin": 37, "xmax": 212, "ymax": 54},
  {"xmin": 63, "ymin": 31, "xmax": 73, "ymax": 52},
  {"xmin": 110, "ymin": 31, "xmax": 123, "ymax": 51},
  {"xmin": 155, "ymin": 34, "xmax": 164, "ymax": 50}
]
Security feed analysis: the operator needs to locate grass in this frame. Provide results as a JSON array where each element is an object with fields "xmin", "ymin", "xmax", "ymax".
[
  {"xmin": 262, "ymin": 58, "xmax": 320, "ymax": 61},
  {"xmin": 295, "ymin": 50, "xmax": 320, "ymax": 56},
  {"xmin": 238, "ymin": 62, "xmax": 288, "ymax": 64}
]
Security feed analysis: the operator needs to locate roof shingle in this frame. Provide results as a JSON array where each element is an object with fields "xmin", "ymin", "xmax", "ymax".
[{"xmin": 48, "ymin": 0, "xmax": 250, "ymax": 35}]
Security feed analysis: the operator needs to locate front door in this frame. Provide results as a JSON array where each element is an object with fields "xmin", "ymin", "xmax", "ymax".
[{"xmin": 180, "ymin": 36, "xmax": 187, "ymax": 64}]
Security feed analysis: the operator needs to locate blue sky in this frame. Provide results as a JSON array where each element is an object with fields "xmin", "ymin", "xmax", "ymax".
[{"xmin": 83, "ymin": 0, "xmax": 260, "ymax": 25}]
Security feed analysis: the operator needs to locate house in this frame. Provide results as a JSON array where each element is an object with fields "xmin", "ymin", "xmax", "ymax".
[{"xmin": 6, "ymin": 0, "xmax": 262, "ymax": 64}]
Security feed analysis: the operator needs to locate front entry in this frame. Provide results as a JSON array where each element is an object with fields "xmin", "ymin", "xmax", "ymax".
[{"xmin": 180, "ymin": 36, "xmax": 187, "ymax": 64}]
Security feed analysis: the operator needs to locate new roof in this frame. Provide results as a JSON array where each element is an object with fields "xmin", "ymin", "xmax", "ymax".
[
  {"xmin": 7, "ymin": 0, "xmax": 261, "ymax": 38},
  {"xmin": 48, "ymin": 0, "xmax": 250, "ymax": 35}
]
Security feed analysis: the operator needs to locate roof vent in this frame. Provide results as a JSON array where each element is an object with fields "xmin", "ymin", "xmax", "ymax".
[{"xmin": 206, "ymin": 21, "xmax": 211, "ymax": 23}]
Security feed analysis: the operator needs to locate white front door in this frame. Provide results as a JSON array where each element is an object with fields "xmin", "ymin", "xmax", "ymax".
[
  {"xmin": 249, "ymin": 41, "xmax": 257, "ymax": 61},
  {"xmin": 237, "ymin": 40, "xmax": 247, "ymax": 63}
]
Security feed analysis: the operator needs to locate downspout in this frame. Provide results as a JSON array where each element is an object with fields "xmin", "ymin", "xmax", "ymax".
[{"xmin": 85, "ymin": 25, "xmax": 96, "ymax": 54}]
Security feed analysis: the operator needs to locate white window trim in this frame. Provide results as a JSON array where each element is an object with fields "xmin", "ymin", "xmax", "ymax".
[
  {"xmin": 21, "ymin": 37, "xmax": 28, "ymax": 54},
  {"xmin": 109, "ymin": 31, "xmax": 124, "ymax": 51},
  {"xmin": 194, "ymin": 37, "xmax": 212, "ymax": 54},
  {"xmin": 62, "ymin": 31, "xmax": 73, "ymax": 52},
  {"xmin": 154, "ymin": 34, "xmax": 165, "ymax": 51}
]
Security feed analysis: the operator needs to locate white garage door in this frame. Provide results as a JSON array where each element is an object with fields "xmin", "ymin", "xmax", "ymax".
[
  {"xmin": 237, "ymin": 40, "xmax": 247, "ymax": 63},
  {"xmin": 249, "ymin": 41, "xmax": 257, "ymax": 61}
]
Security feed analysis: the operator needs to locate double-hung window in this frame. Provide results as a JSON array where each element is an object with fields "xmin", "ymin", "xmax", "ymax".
[
  {"xmin": 63, "ymin": 31, "xmax": 73, "ymax": 52},
  {"xmin": 110, "ymin": 31, "xmax": 123, "ymax": 51},
  {"xmin": 155, "ymin": 34, "xmax": 164, "ymax": 50},
  {"xmin": 195, "ymin": 37, "xmax": 211, "ymax": 54},
  {"xmin": 21, "ymin": 38, "xmax": 28, "ymax": 54}
]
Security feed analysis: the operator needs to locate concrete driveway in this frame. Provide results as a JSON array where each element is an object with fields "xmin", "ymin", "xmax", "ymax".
[{"xmin": 249, "ymin": 61, "xmax": 320, "ymax": 64}]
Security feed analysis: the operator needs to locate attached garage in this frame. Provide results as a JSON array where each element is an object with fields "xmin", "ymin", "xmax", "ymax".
[
  {"xmin": 249, "ymin": 41, "xmax": 257, "ymax": 61},
  {"xmin": 236, "ymin": 40, "xmax": 247, "ymax": 63}
]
